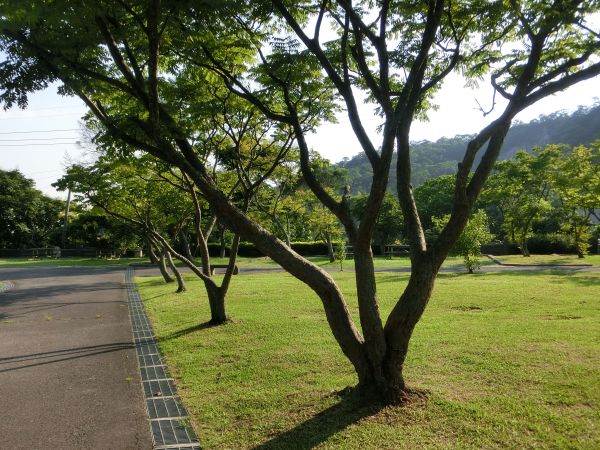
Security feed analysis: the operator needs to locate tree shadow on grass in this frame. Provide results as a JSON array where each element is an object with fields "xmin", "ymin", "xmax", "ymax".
[
  {"xmin": 252, "ymin": 390, "xmax": 383, "ymax": 450},
  {"xmin": 476, "ymin": 269, "xmax": 600, "ymax": 286},
  {"xmin": 157, "ymin": 320, "xmax": 226, "ymax": 342}
]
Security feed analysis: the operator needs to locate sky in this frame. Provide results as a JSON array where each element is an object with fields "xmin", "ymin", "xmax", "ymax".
[{"xmin": 1, "ymin": 73, "xmax": 599, "ymax": 199}]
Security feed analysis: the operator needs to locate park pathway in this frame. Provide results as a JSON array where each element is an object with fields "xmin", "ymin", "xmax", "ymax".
[{"xmin": 0, "ymin": 266, "xmax": 152, "ymax": 449}]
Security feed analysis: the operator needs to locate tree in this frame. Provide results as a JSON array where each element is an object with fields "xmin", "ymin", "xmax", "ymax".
[
  {"xmin": 2, "ymin": 0, "xmax": 599, "ymax": 404},
  {"xmin": 351, "ymin": 192, "xmax": 404, "ymax": 255},
  {"xmin": 65, "ymin": 208, "xmax": 142, "ymax": 254},
  {"xmin": 413, "ymin": 175, "xmax": 456, "ymax": 231},
  {"xmin": 433, "ymin": 210, "xmax": 492, "ymax": 273},
  {"xmin": 482, "ymin": 147, "xmax": 560, "ymax": 256},
  {"xmin": 307, "ymin": 191, "xmax": 344, "ymax": 262},
  {"xmin": 551, "ymin": 142, "xmax": 600, "ymax": 257},
  {"xmin": 0, "ymin": 169, "xmax": 62, "ymax": 248},
  {"xmin": 55, "ymin": 157, "xmax": 190, "ymax": 289}
]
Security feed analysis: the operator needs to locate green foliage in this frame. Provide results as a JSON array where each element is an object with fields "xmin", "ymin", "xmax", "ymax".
[
  {"xmin": 482, "ymin": 142, "xmax": 600, "ymax": 257},
  {"xmin": 65, "ymin": 210, "xmax": 141, "ymax": 253},
  {"xmin": 334, "ymin": 241, "xmax": 346, "ymax": 271},
  {"xmin": 551, "ymin": 142, "xmax": 600, "ymax": 257},
  {"xmin": 482, "ymin": 146, "xmax": 560, "ymax": 254},
  {"xmin": 351, "ymin": 192, "xmax": 404, "ymax": 248},
  {"xmin": 433, "ymin": 210, "xmax": 493, "ymax": 273},
  {"xmin": 413, "ymin": 175, "xmax": 456, "ymax": 230},
  {"xmin": 0, "ymin": 169, "xmax": 63, "ymax": 248},
  {"xmin": 54, "ymin": 155, "xmax": 196, "ymax": 249}
]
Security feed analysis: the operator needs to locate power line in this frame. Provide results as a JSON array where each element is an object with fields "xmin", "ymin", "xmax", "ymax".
[
  {"xmin": 0, "ymin": 142, "xmax": 80, "ymax": 147},
  {"xmin": 23, "ymin": 168, "xmax": 66, "ymax": 175},
  {"xmin": 0, "ymin": 136, "xmax": 79, "ymax": 142},
  {"xmin": 0, "ymin": 128, "xmax": 80, "ymax": 135}
]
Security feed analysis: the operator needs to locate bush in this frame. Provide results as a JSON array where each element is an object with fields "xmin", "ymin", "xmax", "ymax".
[
  {"xmin": 527, "ymin": 233, "xmax": 577, "ymax": 254},
  {"xmin": 206, "ymin": 241, "xmax": 333, "ymax": 257}
]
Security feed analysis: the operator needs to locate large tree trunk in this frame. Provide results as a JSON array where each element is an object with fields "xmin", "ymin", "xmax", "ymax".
[
  {"xmin": 205, "ymin": 284, "xmax": 228, "ymax": 324},
  {"xmin": 378, "ymin": 258, "xmax": 438, "ymax": 402}
]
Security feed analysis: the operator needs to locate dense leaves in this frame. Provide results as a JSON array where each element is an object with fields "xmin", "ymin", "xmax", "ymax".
[{"xmin": 0, "ymin": 170, "xmax": 63, "ymax": 248}]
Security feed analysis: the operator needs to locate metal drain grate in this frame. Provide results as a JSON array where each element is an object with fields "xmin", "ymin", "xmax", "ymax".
[{"xmin": 126, "ymin": 267, "xmax": 201, "ymax": 450}]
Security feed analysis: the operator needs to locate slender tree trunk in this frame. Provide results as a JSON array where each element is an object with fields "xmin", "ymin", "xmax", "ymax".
[
  {"xmin": 521, "ymin": 238, "xmax": 530, "ymax": 257},
  {"xmin": 147, "ymin": 238, "xmax": 159, "ymax": 264},
  {"xmin": 219, "ymin": 224, "xmax": 227, "ymax": 258},
  {"xmin": 179, "ymin": 230, "xmax": 193, "ymax": 261},
  {"xmin": 203, "ymin": 235, "xmax": 240, "ymax": 325},
  {"xmin": 165, "ymin": 249, "xmax": 186, "ymax": 292},
  {"xmin": 159, "ymin": 248, "xmax": 175, "ymax": 283},
  {"xmin": 326, "ymin": 233, "xmax": 335, "ymax": 262}
]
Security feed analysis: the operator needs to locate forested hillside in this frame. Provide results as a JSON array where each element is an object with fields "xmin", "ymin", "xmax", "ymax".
[{"xmin": 340, "ymin": 103, "xmax": 600, "ymax": 192}]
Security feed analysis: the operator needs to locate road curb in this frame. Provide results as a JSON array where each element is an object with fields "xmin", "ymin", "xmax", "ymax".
[{"xmin": 125, "ymin": 267, "xmax": 201, "ymax": 450}]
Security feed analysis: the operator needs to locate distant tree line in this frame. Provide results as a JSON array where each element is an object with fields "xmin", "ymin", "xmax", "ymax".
[
  {"xmin": 0, "ymin": 169, "xmax": 139, "ymax": 252},
  {"xmin": 341, "ymin": 103, "xmax": 600, "ymax": 191}
]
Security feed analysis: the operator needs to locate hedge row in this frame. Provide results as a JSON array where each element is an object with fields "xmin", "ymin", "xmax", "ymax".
[{"xmin": 206, "ymin": 241, "xmax": 334, "ymax": 257}]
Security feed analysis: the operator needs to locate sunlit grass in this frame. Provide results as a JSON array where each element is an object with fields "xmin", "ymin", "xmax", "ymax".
[
  {"xmin": 137, "ymin": 269, "xmax": 600, "ymax": 449},
  {"xmin": 0, "ymin": 257, "xmax": 148, "ymax": 267},
  {"xmin": 495, "ymin": 254, "xmax": 600, "ymax": 265},
  {"xmin": 207, "ymin": 255, "xmax": 487, "ymax": 269}
]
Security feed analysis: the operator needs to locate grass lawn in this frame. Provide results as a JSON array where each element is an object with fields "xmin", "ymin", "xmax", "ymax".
[
  {"xmin": 0, "ymin": 254, "xmax": 479, "ymax": 270},
  {"xmin": 137, "ymin": 269, "xmax": 600, "ymax": 449},
  {"xmin": 0, "ymin": 256, "xmax": 149, "ymax": 267},
  {"xmin": 493, "ymin": 254, "xmax": 600, "ymax": 266},
  {"xmin": 205, "ymin": 255, "xmax": 488, "ymax": 270}
]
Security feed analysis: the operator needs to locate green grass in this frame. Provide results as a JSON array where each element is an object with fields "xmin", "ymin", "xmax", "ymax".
[
  {"xmin": 495, "ymin": 254, "xmax": 600, "ymax": 266},
  {"xmin": 137, "ymin": 269, "xmax": 600, "ymax": 449},
  {"xmin": 0, "ymin": 254, "xmax": 486, "ymax": 270},
  {"xmin": 205, "ymin": 255, "xmax": 487, "ymax": 270},
  {"xmin": 0, "ymin": 257, "xmax": 149, "ymax": 267}
]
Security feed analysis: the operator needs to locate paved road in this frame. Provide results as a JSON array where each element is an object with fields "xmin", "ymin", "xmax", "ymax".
[{"xmin": 0, "ymin": 266, "xmax": 152, "ymax": 450}]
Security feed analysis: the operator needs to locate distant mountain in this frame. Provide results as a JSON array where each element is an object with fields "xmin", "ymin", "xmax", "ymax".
[{"xmin": 339, "ymin": 103, "xmax": 600, "ymax": 192}]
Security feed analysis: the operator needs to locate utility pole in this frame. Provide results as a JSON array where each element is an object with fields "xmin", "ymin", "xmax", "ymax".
[{"xmin": 61, "ymin": 188, "xmax": 71, "ymax": 248}]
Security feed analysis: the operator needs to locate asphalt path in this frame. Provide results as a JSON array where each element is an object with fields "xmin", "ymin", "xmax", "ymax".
[{"xmin": 0, "ymin": 266, "xmax": 152, "ymax": 450}]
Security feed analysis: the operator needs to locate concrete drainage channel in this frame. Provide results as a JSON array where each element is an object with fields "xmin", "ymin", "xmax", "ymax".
[{"xmin": 126, "ymin": 267, "xmax": 201, "ymax": 450}]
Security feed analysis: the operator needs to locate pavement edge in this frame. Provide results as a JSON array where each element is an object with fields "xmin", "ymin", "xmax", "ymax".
[{"xmin": 125, "ymin": 267, "xmax": 201, "ymax": 450}]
